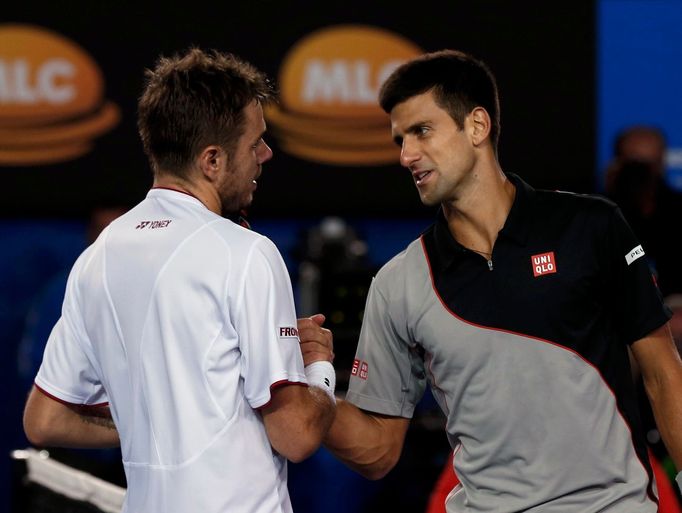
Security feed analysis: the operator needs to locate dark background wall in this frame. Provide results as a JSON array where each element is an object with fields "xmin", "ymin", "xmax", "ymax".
[{"xmin": 2, "ymin": 2, "xmax": 595, "ymax": 219}]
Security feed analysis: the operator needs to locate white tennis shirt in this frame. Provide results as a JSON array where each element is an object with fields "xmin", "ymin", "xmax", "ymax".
[{"xmin": 35, "ymin": 188, "xmax": 307, "ymax": 513}]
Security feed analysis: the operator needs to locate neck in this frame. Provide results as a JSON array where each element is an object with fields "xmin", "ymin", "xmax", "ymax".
[
  {"xmin": 443, "ymin": 164, "xmax": 515, "ymax": 255},
  {"xmin": 153, "ymin": 172, "xmax": 221, "ymax": 215}
]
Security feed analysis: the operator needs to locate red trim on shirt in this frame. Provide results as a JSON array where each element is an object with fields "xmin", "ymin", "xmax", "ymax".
[
  {"xmin": 151, "ymin": 186, "xmax": 199, "ymax": 200},
  {"xmin": 34, "ymin": 383, "xmax": 109, "ymax": 409},
  {"xmin": 256, "ymin": 380, "xmax": 308, "ymax": 410}
]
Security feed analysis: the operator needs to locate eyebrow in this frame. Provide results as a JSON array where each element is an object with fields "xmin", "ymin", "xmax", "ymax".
[{"xmin": 392, "ymin": 120, "xmax": 430, "ymax": 145}]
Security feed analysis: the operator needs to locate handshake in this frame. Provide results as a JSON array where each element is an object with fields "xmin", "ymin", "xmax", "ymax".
[{"xmin": 297, "ymin": 314, "xmax": 336, "ymax": 403}]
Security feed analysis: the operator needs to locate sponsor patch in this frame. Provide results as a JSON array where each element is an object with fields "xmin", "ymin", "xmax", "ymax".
[
  {"xmin": 531, "ymin": 251, "xmax": 557, "ymax": 277},
  {"xmin": 351, "ymin": 358, "xmax": 369, "ymax": 380},
  {"xmin": 625, "ymin": 245, "xmax": 645, "ymax": 266},
  {"xmin": 278, "ymin": 326, "xmax": 299, "ymax": 339},
  {"xmin": 351, "ymin": 358, "xmax": 360, "ymax": 376},
  {"xmin": 360, "ymin": 361, "xmax": 369, "ymax": 380}
]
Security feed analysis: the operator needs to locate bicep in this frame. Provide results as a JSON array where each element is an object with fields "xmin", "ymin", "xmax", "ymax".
[
  {"xmin": 325, "ymin": 399, "xmax": 410, "ymax": 479},
  {"xmin": 364, "ymin": 410, "xmax": 411, "ymax": 452},
  {"xmin": 24, "ymin": 386, "xmax": 77, "ymax": 444},
  {"xmin": 24, "ymin": 386, "xmax": 119, "ymax": 448},
  {"xmin": 259, "ymin": 382, "xmax": 310, "ymax": 424},
  {"xmin": 630, "ymin": 323, "xmax": 682, "ymax": 386}
]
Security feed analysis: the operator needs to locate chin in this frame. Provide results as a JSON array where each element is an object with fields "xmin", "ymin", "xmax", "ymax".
[{"xmin": 419, "ymin": 194, "xmax": 439, "ymax": 207}]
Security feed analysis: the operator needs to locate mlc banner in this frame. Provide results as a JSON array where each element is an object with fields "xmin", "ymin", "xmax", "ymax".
[{"xmin": 0, "ymin": 24, "xmax": 120, "ymax": 166}]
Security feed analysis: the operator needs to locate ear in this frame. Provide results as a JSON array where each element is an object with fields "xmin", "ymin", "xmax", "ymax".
[
  {"xmin": 197, "ymin": 145, "xmax": 227, "ymax": 182},
  {"xmin": 469, "ymin": 107, "xmax": 491, "ymax": 147}
]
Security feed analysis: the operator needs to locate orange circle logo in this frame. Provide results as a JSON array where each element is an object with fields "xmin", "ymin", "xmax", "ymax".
[
  {"xmin": 0, "ymin": 24, "xmax": 120, "ymax": 166},
  {"xmin": 266, "ymin": 25, "xmax": 422, "ymax": 166}
]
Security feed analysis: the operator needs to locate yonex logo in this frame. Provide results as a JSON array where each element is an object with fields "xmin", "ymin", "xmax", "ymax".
[
  {"xmin": 135, "ymin": 219, "xmax": 172, "ymax": 230},
  {"xmin": 279, "ymin": 327, "xmax": 299, "ymax": 338},
  {"xmin": 532, "ymin": 251, "xmax": 557, "ymax": 277},
  {"xmin": 625, "ymin": 245, "xmax": 645, "ymax": 266}
]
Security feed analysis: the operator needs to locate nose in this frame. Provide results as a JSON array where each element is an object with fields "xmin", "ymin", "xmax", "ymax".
[
  {"xmin": 399, "ymin": 138, "xmax": 420, "ymax": 169},
  {"xmin": 258, "ymin": 140, "xmax": 273, "ymax": 164}
]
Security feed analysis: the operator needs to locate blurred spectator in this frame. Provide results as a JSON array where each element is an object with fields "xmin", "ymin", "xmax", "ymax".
[
  {"xmin": 604, "ymin": 128, "xmax": 682, "ymax": 504},
  {"xmin": 605, "ymin": 125, "xmax": 667, "ymax": 193},
  {"xmin": 606, "ymin": 158, "xmax": 682, "ymax": 297},
  {"xmin": 295, "ymin": 217, "xmax": 376, "ymax": 387}
]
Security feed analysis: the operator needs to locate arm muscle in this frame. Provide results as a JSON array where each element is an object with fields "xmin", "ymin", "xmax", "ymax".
[
  {"xmin": 631, "ymin": 323, "xmax": 682, "ymax": 470},
  {"xmin": 324, "ymin": 399, "xmax": 410, "ymax": 480},
  {"xmin": 23, "ymin": 386, "xmax": 119, "ymax": 448},
  {"xmin": 260, "ymin": 383, "xmax": 335, "ymax": 463}
]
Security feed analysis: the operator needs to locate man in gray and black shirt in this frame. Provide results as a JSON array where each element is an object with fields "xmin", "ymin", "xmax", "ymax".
[{"xmin": 300, "ymin": 50, "xmax": 682, "ymax": 512}]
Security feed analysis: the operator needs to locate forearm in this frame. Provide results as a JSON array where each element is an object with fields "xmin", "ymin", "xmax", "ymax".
[
  {"xmin": 24, "ymin": 387, "xmax": 119, "ymax": 449},
  {"xmin": 323, "ymin": 399, "xmax": 409, "ymax": 480},
  {"xmin": 262, "ymin": 384, "xmax": 335, "ymax": 463},
  {"xmin": 645, "ymin": 373, "xmax": 682, "ymax": 470}
]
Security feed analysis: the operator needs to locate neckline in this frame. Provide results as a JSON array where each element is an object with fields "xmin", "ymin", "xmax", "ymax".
[{"xmin": 151, "ymin": 185, "xmax": 200, "ymax": 201}]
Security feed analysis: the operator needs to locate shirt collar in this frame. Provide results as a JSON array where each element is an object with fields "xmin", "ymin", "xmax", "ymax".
[
  {"xmin": 146, "ymin": 187, "xmax": 251, "ymax": 229},
  {"xmin": 431, "ymin": 172, "xmax": 534, "ymax": 265},
  {"xmin": 500, "ymin": 172, "xmax": 533, "ymax": 246},
  {"xmin": 147, "ymin": 186, "xmax": 207, "ymax": 209}
]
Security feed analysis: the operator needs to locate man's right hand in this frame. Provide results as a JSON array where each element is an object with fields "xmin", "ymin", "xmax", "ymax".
[{"xmin": 297, "ymin": 314, "xmax": 334, "ymax": 366}]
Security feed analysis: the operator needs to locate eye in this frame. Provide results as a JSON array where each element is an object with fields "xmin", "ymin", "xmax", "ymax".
[
  {"xmin": 252, "ymin": 138, "xmax": 263, "ymax": 149},
  {"xmin": 416, "ymin": 126, "xmax": 430, "ymax": 136}
]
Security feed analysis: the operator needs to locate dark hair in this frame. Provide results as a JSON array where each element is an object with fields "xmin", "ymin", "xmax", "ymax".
[
  {"xmin": 137, "ymin": 47, "xmax": 274, "ymax": 176},
  {"xmin": 379, "ymin": 49, "xmax": 501, "ymax": 152}
]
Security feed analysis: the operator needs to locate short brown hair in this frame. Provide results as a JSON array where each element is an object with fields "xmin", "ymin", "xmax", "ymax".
[
  {"xmin": 137, "ymin": 48, "xmax": 274, "ymax": 176},
  {"xmin": 379, "ymin": 49, "xmax": 501, "ymax": 152}
]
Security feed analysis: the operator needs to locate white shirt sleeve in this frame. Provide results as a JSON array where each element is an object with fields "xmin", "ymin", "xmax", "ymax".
[
  {"xmin": 34, "ymin": 252, "xmax": 108, "ymax": 406},
  {"xmin": 235, "ymin": 237, "xmax": 307, "ymax": 409}
]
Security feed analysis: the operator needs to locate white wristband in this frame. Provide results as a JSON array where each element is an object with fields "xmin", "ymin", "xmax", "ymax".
[
  {"xmin": 304, "ymin": 361, "xmax": 336, "ymax": 404},
  {"xmin": 676, "ymin": 470, "xmax": 682, "ymax": 494}
]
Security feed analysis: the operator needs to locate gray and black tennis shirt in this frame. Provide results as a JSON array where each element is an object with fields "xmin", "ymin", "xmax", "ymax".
[{"xmin": 346, "ymin": 173, "xmax": 671, "ymax": 512}]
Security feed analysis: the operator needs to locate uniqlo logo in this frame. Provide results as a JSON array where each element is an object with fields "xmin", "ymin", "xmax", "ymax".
[
  {"xmin": 351, "ymin": 359, "xmax": 360, "ymax": 376},
  {"xmin": 531, "ymin": 251, "xmax": 557, "ymax": 277},
  {"xmin": 352, "ymin": 359, "xmax": 369, "ymax": 380}
]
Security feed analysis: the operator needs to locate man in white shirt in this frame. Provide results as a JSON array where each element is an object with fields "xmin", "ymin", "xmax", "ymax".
[{"xmin": 23, "ymin": 48, "xmax": 336, "ymax": 513}]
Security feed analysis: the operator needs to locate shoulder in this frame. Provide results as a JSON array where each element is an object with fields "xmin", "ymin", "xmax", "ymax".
[
  {"xmin": 374, "ymin": 237, "xmax": 425, "ymax": 288},
  {"xmin": 205, "ymin": 218, "xmax": 276, "ymax": 253},
  {"xmin": 533, "ymin": 187, "xmax": 620, "ymax": 228},
  {"xmin": 537, "ymin": 187, "xmax": 617, "ymax": 214}
]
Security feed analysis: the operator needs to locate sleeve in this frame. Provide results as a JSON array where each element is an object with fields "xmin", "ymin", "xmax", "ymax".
[
  {"xmin": 603, "ymin": 204, "xmax": 672, "ymax": 344},
  {"xmin": 34, "ymin": 253, "xmax": 108, "ymax": 406},
  {"xmin": 345, "ymin": 275, "xmax": 426, "ymax": 418},
  {"xmin": 235, "ymin": 237, "xmax": 307, "ymax": 409}
]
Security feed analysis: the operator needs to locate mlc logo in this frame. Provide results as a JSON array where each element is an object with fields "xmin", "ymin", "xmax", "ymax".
[
  {"xmin": 265, "ymin": 25, "xmax": 422, "ymax": 166},
  {"xmin": 0, "ymin": 24, "xmax": 120, "ymax": 166}
]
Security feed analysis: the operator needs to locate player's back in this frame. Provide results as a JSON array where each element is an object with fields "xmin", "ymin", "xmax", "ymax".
[{"xmin": 76, "ymin": 189, "xmax": 290, "ymax": 512}]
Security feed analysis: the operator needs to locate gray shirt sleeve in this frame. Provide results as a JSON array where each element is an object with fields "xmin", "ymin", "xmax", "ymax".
[{"xmin": 345, "ymin": 272, "xmax": 427, "ymax": 418}]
